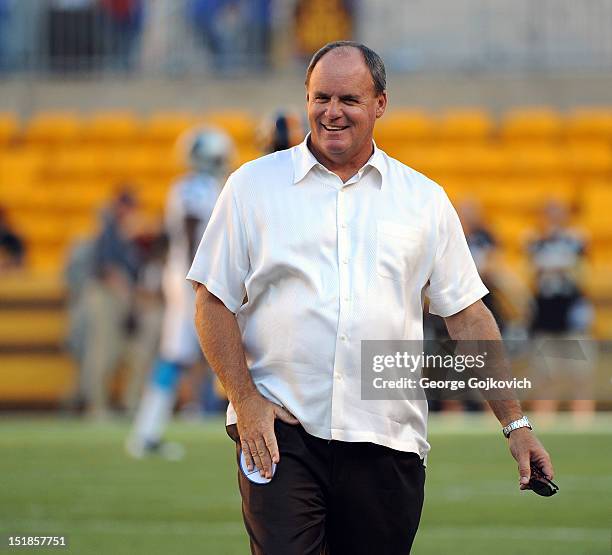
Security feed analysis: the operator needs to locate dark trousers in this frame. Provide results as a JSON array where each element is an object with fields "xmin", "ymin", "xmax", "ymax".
[{"xmin": 227, "ymin": 421, "xmax": 425, "ymax": 555}]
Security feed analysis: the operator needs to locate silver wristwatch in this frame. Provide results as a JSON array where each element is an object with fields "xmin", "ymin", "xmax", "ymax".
[{"xmin": 502, "ymin": 416, "xmax": 532, "ymax": 438}]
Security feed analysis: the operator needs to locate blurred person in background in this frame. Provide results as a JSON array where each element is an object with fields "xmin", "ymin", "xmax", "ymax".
[
  {"xmin": 256, "ymin": 109, "xmax": 306, "ymax": 154},
  {"xmin": 0, "ymin": 206, "xmax": 25, "ymax": 272},
  {"xmin": 100, "ymin": 0, "xmax": 144, "ymax": 70},
  {"xmin": 0, "ymin": 0, "xmax": 42, "ymax": 74},
  {"xmin": 527, "ymin": 199, "xmax": 596, "ymax": 420},
  {"xmin": 244, "ymin": 0, "xmax": 272, "ymax": 69},
  {"xmin": 63, "ymin": 235, "xmax": 96, "ymax": 410},
  {"xmin": 120, "ymin": 230, "xmax": 167, "ymax": 414},
  {"xmin": 0, "ymin": 0, "xmax": 11, "ymax": 72},
  {"xmin": 459, "ymin": 199, "xmax": 534, "ymax": 341},
  {"xmin": 188, "ymin": 0, "xmax": 248, "ymax": 73},
  {"xmin": 126, "ymin": 127, "xmax": 233, "ymax": 459},
  {"xmin": 80, "ymin": 189, "xmax": 141, "ymax": 419}
]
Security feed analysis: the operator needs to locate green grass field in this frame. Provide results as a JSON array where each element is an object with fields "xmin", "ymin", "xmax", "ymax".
[{"xmin": 1, "ymin": 414, "xmax": 610, "ymax": 555}]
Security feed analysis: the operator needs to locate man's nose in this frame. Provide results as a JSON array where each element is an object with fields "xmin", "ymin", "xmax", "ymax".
[{"xmin": 325, "ymin": 99, "xmax": 342, "ymax": 119}]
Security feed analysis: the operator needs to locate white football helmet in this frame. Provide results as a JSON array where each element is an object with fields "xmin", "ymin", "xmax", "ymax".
[{"xmin": 179, "ymin": 127, "xmax": 234, "ymax": 176}]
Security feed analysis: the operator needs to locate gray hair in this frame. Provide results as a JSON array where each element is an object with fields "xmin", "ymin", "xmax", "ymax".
[{"xmin": 305, "ymin": 41, "xmax": 387, "ymax": 96}]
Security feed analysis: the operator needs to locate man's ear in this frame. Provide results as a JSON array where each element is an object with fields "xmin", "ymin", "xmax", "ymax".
[{"xmin": 376, "ymin": 91, "xmax": 388, "ymax": 119}]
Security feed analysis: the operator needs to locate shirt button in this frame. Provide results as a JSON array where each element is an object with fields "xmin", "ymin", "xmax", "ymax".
[
  {"xmin": 343, "ymin": 296, "xmax": 350, "ymax": 302},
  {"xmin": 340, "ymin": 223, "xmax": 347, "ymax": 229},
  {"xmin": 340, "ymin": 334, "xmax": 348, "ymax": 342},
  {"xmin": 342, "ymin": 258, "xmax": 349, "ymax": 264}
]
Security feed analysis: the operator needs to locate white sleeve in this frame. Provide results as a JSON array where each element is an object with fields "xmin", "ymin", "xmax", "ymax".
[
  {"xmin": 426, "ymin": 190, "xmax": 489, "ymax": 317},
  {"xmin": 186, "ymin": 173, "xmax": 250, "ymax": 313}
]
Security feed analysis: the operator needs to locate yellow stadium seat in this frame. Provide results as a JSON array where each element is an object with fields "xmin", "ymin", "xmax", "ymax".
[
  {"xmin": 201, "ymin": 110, "xmax": 256, "ymax": 145},
  {"xmin": 501, "ymin": 107, "xmax": 563, "ymax": 141},
  {"xmin": 0, "ymin": 272, "xmax": 65, "ymax": 301},
  {"xmin": 117, "ymin": 146, "xmax": 185, "ymax": 179},
  {"xmin": 581, "ymin": 183, "xmax": 612, "ymax": 221},
  {"xmin": 0, "ymin": 187, "xmax": 33, "ymax": 212},
  {"xmin": 434, "ymin": 178, "xmax": 490, "ymax": 204},
  {"xmin": 592, "ymin": 308, "xmax": 612, "ymax": 339},
  {"xmin": 491, "ymin": 217, "xmax": 533, "ymax": 253},
  {"xmin": 580, "ymin": 186, "xmax": 612, "ymax": 263},
  {"xmin": 84, "ymin": 110, "xmax": 141, "ymax": 143},
  {"xmin": 0, "ymin": 354, "xmax": 75, "ymax": 402},
  {"xmin": 52, "ymin": 185, "xmax": 112, "ymax": 213},
  {"xmin": 138, "ymin": 185, "xmax": 168, "ymax": 214},
  {"xmin": 0, "ymin": 112, "xmax": 19, "ymax": 145},
  {"xmin": 0, "ymin": 150, "xmax": 45, "ymax": 188},
  {"xmin": 506, "ymin": 144, "xmax": 566, "ymax": 175},
  {"xmin": 144, "ymin": 112, "xmax": 196, "ymax": 144},
  {"xmin": 479, "ymin": 179, "xmax": 575, "ymax": 211},
  {"xmin": 456, "ymin": 146, "xmax": 513, "ymax": 175},
  {"xmin": 88, "ymin": 146, "xmax": 184, "ymax": 181},
  {"xmin": 137, "ymin": 176, "xmax": 171, "ymax": 195},
  {"xmin": 15, "ymin": 216, "xmax": 67, "ymax": 245},
  {"xmin": 96, "ymin": 147, "xmax": 136, "ymax": 180},
  {"xmin": 45, "ymin": 147, "xmax": 101, "ymax": 178},
  {"xmin": 23, "ymin": 111, "xmax": 82, "ymax": 144},
  {"xmin": 583, "ymin": 235, "xmax": 612, "ymax": 267},
  {"xmin": 374, "ymin": 109, "xmax": 435, "ymax": 145},
  {"xmin": 28, "ymin": 244, "xmax": 71, "ymax": 272},
  {"xmin": 436, "ymin": 108, "xmax": 493, "ymax": 141},
  {"xmin": 564, "ymin": 142, "xmax": 612, "ymax": 176},
  {"xmin": 0, "ymin": 309, "xmax": 68, "ymax": 345},
  {"xmin": 392, "ymin": 146, "xmax": 449, "ymax": 176},
  {"xmin": 585, "ymin": 264, "xmax": 612, "ymax": 299},
  {"xmin": 565, "ymin": 107, "xmax": 612, "ymax": 140},
  {"xmin": 396, "ymin": 145, "xmax": 512, "ymax": 177},
  {"xmin": 65, "ymin": 214, "xmax": 100, "ymax": 238}
]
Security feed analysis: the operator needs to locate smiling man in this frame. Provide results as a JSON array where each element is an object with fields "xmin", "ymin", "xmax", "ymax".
[
  {"xmin": 187, "ymin": 41, "xmax": 554, "ymax": 554},
  {"xmin": 306, "ymin": 45, "xmax": 387, "ymax": 181}
]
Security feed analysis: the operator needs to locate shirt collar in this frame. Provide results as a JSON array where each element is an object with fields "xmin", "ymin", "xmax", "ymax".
[
  {"xmin": 292, "ymin": 134, "xmax": 320, "ymax": 184},
  {"xmin": 292, "ymin": 133, "xmax": 386, "ymax": 188}
]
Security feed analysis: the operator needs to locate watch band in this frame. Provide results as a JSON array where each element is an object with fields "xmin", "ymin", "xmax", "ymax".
[{"xmin": 502, "ymin": 416, "xmax": 532, "ymax": 438}]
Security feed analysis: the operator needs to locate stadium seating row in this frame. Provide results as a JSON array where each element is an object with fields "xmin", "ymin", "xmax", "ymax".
[
  {"xmin": 2, "ymin": 107, "xmax": 612, "ymax": 147},
  {"xmin": 0, "ymin": 110, "xmax": 257, "ymax": 146},
  {"xmin": 1, "ymin": 107, "xmax": 611, "ymax": 307},
  {"xmin": 1, "ymin": 172, "xmax": 611, "ymax": 272},
  {"xmin": 2, "ymin": 143, "xmax": 611, "ymax": 183}
]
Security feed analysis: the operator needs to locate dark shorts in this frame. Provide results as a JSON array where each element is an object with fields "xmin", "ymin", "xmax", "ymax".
[{"xmin": 227, "ymin": 421, "xmax": 426, "ymax": 555}]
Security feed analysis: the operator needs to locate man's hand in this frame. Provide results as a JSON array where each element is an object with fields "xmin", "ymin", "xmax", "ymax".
[
  {"xmin": 508, "ymin": 428, "xmax": 554, "ymax": 490},
  {"xmin": 234, "ymin": 392, "xmax": 299, "ymax": 479}
]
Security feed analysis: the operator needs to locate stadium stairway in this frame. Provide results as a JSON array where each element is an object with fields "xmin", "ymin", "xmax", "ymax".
[{"xmin": 0, "ymin": 273, "xmax": 74, "ymax": 406}]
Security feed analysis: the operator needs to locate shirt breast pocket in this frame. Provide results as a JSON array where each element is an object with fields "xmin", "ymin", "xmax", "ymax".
[{"xmin": 376, "ymin": 221, "xmax": 423, "ymax": 282}]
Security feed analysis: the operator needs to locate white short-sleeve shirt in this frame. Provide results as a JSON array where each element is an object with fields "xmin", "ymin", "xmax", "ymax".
[{"xmin": 187, "ymin": 137, "xmax": 488, "ymax": 457}]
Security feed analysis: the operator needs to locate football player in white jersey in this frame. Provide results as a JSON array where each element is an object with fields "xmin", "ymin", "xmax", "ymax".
[{"xmin": 126, "ymin": 127, "xmax": 233, "ymax": 459}]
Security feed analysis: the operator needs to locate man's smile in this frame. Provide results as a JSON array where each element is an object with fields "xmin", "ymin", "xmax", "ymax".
[{"xmin": 321, "ymin": 123, "xmax": 349, "ymax": 132}]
